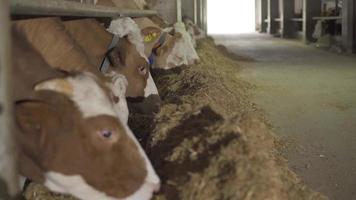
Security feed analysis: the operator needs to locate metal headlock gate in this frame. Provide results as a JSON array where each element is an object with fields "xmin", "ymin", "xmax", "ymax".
[
  {"xmin": 10, "ymin": 0, "xmax": 158, "ymax": 18},
  {"xmin": 0, "ymin": 0, "xmax": 158, "ymax": 198}
]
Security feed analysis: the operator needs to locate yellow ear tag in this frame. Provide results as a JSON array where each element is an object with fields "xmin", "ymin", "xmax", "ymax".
[{"xmin": 144, "ymin": 32, "xmax": 158, "ymax": 43}]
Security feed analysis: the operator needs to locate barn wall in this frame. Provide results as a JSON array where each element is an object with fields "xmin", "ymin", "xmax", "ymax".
[
  {"xmin": 147, "ymin": 0, "xmax": 203, "ymax": 25},
  {"xmin": 147, "ymin": 0, "xmax": 177, "ymax": 24}
]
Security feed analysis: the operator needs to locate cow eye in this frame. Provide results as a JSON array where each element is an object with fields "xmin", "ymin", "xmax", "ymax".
[
  {"xmin": 138, "ymin": 66, "xmax": 147, "ymax": 75},
  {"xmin": 99, "ymin": 130, "xmax": 112, "ymax": 138}
]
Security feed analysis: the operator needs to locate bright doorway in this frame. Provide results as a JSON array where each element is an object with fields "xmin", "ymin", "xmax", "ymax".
[{"xmin": 207, "ymin": 0, "xmax": 256, "ymax": 34}]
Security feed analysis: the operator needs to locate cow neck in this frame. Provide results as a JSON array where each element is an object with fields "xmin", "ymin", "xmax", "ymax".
[
  {"xmin": 100, "ymin": 34, "xmax": 120, "ymax": 73},
  {"xmin": 62, "ymin": 19, "xmax": 114, "ymax": 69},
  {"xmin": 14, "ymin": 18, "xmax": 93, "ymax": 73}
]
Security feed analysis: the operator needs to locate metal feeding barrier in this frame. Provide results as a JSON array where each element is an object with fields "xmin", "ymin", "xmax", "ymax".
[{"xmin": 10, "ymin": 0, "xmax": 158, "ymax": 18}]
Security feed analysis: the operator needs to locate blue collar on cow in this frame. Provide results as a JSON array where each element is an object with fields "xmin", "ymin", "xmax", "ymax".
[
  {"xmin": 100, "ymin": 34, "xmax": 120, "ymax": 73},
  {"xmin": 148, "ymin": 54, "xmax": 155, "ymax": 66}
]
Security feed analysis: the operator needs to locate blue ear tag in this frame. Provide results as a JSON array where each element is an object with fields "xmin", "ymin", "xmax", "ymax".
[{"xmin": 148, "ymin": 54, "xmax": 155, "ymax": 66}]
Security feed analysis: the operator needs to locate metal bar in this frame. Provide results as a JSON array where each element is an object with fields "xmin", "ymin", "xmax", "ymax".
[
  {"xmin": 312, "ymin": 16, "xmax": 342, "ymax": 20},
  {"xmin": 199, "ymin": 0, "xmax": 203, "ymax": 28},
  {"xmin": 193, "ymin": 0, "xmax": 197, "ymax": 24},
  {"xmin": 176, "ymin": 0, "xmax": 182, "ymax": 22},
  {"xmin": 0, "ymin": 0, "xmax": 19, "ymax": 198},
  {"xmin": 291, "ymin": 17, "xmax": 303, "ymax": 22},
  {"xmin": 10, "ymin": 0, "xmax": 157, "ymax": 18}
]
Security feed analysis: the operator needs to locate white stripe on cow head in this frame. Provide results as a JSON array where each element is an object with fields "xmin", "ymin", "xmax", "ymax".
[{"xmin": 34, "ymin": 72, "xmax": 117, "ymax": 118}]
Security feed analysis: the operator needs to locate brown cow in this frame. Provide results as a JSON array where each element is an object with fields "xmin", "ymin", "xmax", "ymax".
[{"xmin": 12, "ymin": 30, "xmax": 160, "ymax": 200}]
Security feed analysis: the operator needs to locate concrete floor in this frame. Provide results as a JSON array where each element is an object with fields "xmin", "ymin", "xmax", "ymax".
[{"xmin": 213, "ymin": 34, "xmax": 356, "ymax": 200}]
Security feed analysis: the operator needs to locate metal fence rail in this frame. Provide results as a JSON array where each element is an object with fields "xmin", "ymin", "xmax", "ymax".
[
  {"xmin": 10, "ymin": 0, "xmax": 158, "ymax": 18},
  {"xmin": 0, "ymin": 0, "xmax": 19, "ymax": 198}
]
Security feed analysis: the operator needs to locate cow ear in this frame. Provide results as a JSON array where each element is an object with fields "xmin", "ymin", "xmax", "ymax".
[
  {"xmin": 141, "ymin": 27, "xmax": 161, "ymax": 43},
  {"xmin": 15, "ymin": 101, "xmax": 44, "ymax": 134},
  {"xmin": 107, "ymin": 47, "xmax": 124, "ymax": 67},
  {"xmin": 15, "ymin": 101, "xmax": 58, "ymax": 182},
  {"xmin": 34, "ymin": 78, "xmax": 73, "ymax": 97}
]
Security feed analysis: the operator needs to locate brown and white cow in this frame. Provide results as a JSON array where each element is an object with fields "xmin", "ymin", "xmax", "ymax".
[
  {"xmin": 12, "ymin": 30, "xmax": 160, "ymax": 200},
  {"xmin": 13, "ymin": 16, "xmax": 160, "ymax": 114}
]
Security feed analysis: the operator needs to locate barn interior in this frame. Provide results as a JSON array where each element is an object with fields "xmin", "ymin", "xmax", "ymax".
[{"xmin": 0, "ymin": 0, "xmax": 356, "ymax": 200}]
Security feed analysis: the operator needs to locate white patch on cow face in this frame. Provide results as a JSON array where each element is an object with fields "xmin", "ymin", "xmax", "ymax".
[
  {"xmin": 44, "ymin": 125, "xmax": 161, "ymax": 200},
  {"xmin": 122, "ymin": 125, "xmax": 160, "ymax": 192},
  {"xmin": 69, "ymin": 73, "xmax": 117, "ymax": 118},
  {"xmin": 105, "ymin": 72, "xmax": 130, "ymax": 124},
  {"xmin": 123, "ymin": 176, "xmax": 159, "ymax": 200},
  {"xmin": 35, "ymin": 73, "xmax": 117, "ymax": 118},
  {"xmin": 44, "ymin": 172, "xmax": 117, "ymax": 200},
  {"xmin": 45, "ymin": 171, "xmax": 159, "ymax": 200},
  {"xmin": 144, "ymin": 73, "xmax": 159, "ymax": 98}
]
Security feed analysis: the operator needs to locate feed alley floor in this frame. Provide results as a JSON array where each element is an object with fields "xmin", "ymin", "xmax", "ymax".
[{"xmin": 213, "ymin": 33, "xmax": 356, "ymax": 200}]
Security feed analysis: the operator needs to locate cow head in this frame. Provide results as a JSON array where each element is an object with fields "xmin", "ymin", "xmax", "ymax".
[
  {"xmin": 104, "ymin": 16, "xmax": 161, "ymax": 113},
  {"xmin": 151, "ymin": 31, "xmax": 183, "ymax": 69},
  {"xmin": 105, "ymin": 37, "xmax": 150, "ymax": 98},
  {"xmin": 16, "ymin": 73, "xmax": 160, "ymax": 200}
]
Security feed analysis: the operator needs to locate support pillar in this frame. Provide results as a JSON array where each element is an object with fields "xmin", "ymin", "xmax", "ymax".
[
  {"xmin": 194, "ymin": 0, "xmax": 197, "ymax": 24},
  {"xmin": 342, "ymin": 0, "xmax": 356, "ymax": 53},
  {"xmin": 261, "ymin": 0, "xmax": 268, "ymax": 32},
  {"xmin": 198, "ymin": 0, "xmax": 203, "ymax": 28},
  {"xmin": 0, "ymin": 0, "xmax": 18, "ymax": 198},
  {"xmin": 303, "ymin": 0, "xmax": 321, "ymax": 43},
  {"xmin": 203, "ymin": 0, "xmax": 207, "ymax": 33},
  {"xmin": 280, "ymin": 0, "xmax": 295, "ymax": 38},
  {"xmin": 177, "ymin": 0, "xmax": 182, "ymax": 22},
  {"xmin": 268, "ymin": 0, "xmax": 279, "ymax": 34}
]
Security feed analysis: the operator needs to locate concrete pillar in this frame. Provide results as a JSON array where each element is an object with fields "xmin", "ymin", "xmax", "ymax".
[
  {"xmin": 203, "ymin": 0, "xmax": 207, "ymax": 33},
  {"xmin": 302, "ymin": 0, "xmax": 321, "ymax": 43},
  {"xmin": 268, "ymin": 0, "xmax": 279, "ymax": 34},
  {"xmin": 0, "ymin": 0, "xmax": 18, "ymax": 198},
  {"xmin": 261, "ymin": 0, "xmax": 268, "ymax": 32},
  {"xmin": 177, "ymin": 0, "xmax": 182, "ymax": 22},
  {"xmin": 194, "ymin": 0, "xmax": 198, "ymax": 24},
  {"xmin": 280, "ymin": 0, "xmax": 295, "ymax": 38},
  {"xmin": 342, "ymin": 0, "xmax": 356, "ymax": 53},
  {"xmin": 199, "ymin": 0, "xmax": 203, "ymax": 28}
]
